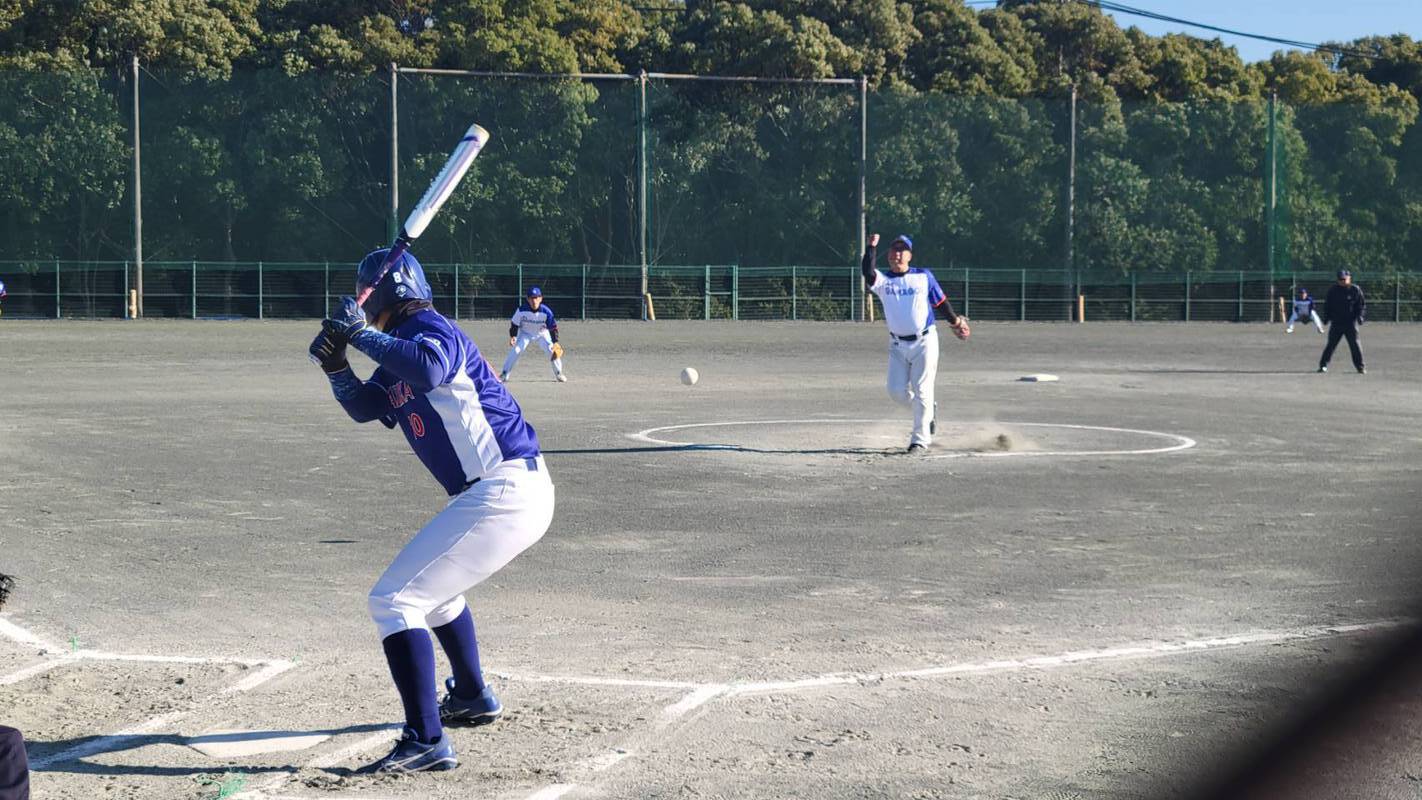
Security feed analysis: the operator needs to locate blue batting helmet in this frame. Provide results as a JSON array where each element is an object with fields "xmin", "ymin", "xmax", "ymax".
[{"xmin": 356, "ymin": 248, "xmax": 431, "ymax": 318}]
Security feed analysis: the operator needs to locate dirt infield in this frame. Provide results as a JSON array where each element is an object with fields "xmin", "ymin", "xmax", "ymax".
[{"xmin": 1, "ymin": 319, "xmax": 1420, "ymax": 799}]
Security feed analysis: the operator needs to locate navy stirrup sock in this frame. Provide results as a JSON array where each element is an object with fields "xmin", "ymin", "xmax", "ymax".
[
  {"xmin": 381, "ymin": 628, "xmax": 441, "ymax": 743},
  {"xmin": 432, "ymin": 607, "xmax": 487, "ymax": 699}
]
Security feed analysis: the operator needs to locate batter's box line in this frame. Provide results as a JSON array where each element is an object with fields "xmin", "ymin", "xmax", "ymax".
[{"xmin": 0, "ymin": 615, "xmax": 299, "ymax": 770}]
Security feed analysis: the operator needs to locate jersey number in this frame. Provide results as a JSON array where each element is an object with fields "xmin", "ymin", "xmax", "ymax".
[{"xmin": 409, "ymin": 413, "xmax": 426, "ymax": 438}]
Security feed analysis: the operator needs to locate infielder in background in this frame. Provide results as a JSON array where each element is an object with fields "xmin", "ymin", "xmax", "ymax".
[
  {"xmin": 862, "ymin": 233, "xmax": 970, "ymax": 453},
  {"xmin": 1318, "ymin": 269, "xmax": 1367, "ymax": 374},
  {"xmin": 0, "ymin": 279, "xmax": 7, "ymax": 318},
  {"xmin": 499, "ymin": 286, "xmax": 566, "ymax": 382},
  {"xmin": 0, "ymin": 572, "xmax": 30, "ymax": 800},
  {"xmin": 309, "ymin": 248, "xmax": 555, "ymax": 773},
  {"xmin": 1286, "ymin": 287, "xmax": 1323, "ymax": 334}
]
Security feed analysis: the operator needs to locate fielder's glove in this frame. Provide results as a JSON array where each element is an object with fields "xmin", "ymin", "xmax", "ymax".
[
  {"xmin": 323, "ymin": 296, "xmax": 368, "ymax": 340},
  {"xmin": 550, "ymin": 342, "xmax": 564, "ymax": 360},
  {"xmin": 308, "ymin": 328, "xmax": 349, "ymax": 373},
  {"xmin": 950, "ymin": 317, "xmax": 971, "ymax": 341}
]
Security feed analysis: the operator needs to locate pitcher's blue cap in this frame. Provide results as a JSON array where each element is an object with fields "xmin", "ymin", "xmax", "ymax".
[
  {"xmin": 527, "ymin": 286, "xmax": 542, "ymax": 297},
  {"xmin": 1336, "ymin": 269, "xmax": 1350, "ymax": 280},
  {"xmin": 891, "ymin": 235, "xmax": 913, "ymax": 251}
]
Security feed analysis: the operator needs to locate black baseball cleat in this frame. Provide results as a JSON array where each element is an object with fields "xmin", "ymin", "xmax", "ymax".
[
  {"xmin": 1357, "ymin": 367, "xmax": 1366, "ymax": 374},
  {"xmin": 906, "ymin": 443, "xmax": 927, "ymax": 455},
  {"xmin": 1317, "ymin": 366, "xmax": 1328, "ymax": 373}
]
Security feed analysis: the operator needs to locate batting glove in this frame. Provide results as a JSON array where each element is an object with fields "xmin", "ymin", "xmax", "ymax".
[
  {"xmin": 323, "ymin": 296, "xmax": 368, "ymax": 340},
  {"xmin": 308, "ymin": 329, "xmax": 349, "ymax": 373}
]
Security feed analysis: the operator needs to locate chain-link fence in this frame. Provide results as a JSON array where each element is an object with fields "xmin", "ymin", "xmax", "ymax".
[
  {"xmin": 4, "ymin": 261, "xmax": 1419, "ymax": 323},
  {"xmin": 1, "ymin": 66, "xmax": 1420, "ymax": 321}
]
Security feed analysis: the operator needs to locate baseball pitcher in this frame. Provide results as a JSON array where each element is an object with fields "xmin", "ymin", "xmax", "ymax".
[
  {"xmin": 862, "ymin": 233, "xmax": 970, "ymax": 453},
  {"xmin": 309, "ymin": 248, "xmax": 555, "ymax": 773},
  {"xmin": 499, "ymin": 286, "xmax": 566, "ymax": 382}
]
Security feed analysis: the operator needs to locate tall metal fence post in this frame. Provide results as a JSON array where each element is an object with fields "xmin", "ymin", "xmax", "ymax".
[
  {"xmin": 964, "ymin": 268, "xmax": 971, "ymax": 318},
  {"xmin": 132, "ymin": 55, "xmax": 144, "ymax": 319},
  {"xmin": 517, "ymin": 263, "xmax": 523, "ymax": 298},
  {"xmin": 638, "ymin": 70, "xmax": 649, "ymax": 321},
  {"xmin": 791, "ymin": 265, "xmax": 797, "ymax": 320},
  {"xmin": 123, "ymin": 260, "xmax": 130, "ymax": 319},
  {"xmin": 1130, "ymin": 273, "xmax": 1137, "ymax": 322},
  {"xmin": 192, "ymin": 261, "xmax": 198, "ymax": 319},
  {"xmin": 704, "ymin": 266, "xmax": 711, "ymax": 320},
  {"xmin": 849, "ymin": 267, "xmax": 856, "ymax": 321},
  {"xmin": 54, "ymin": 259, "xmax": 60, "ymax": 319},
  {"xmin": 1397, "ymin": 275, "xmax": 1403, "ymax": 322},
  {"xmin": 258, "ymin": 261, "xmax": 264, "ymax": 319},
  {"xmin": 1020, "ymin": 269, "xmax": 1026, "ymax": 321},
  {"xmin": 1237, "ymin": 270, "xmax": 1244, "ymax": 322},
  {"xmin": 580, "ymin": 264, "xmax": 587, "ymax": 320},
  {"xmin": 732, "ymin": 265, "xmax": 739, "ymax": 320},
  {"xmin": 324, "ymin": 261, "xmax": 330, "ymax": 317},
  {"xmin": 389, "ymin": 63, "xmax": 400, "ymax": 242},
  {"xmin": 858, "ymin": 75, "xmax": 868, "ymax": 321},
  {"xmin": 453, "ymin": 263, "xmax": 461, "ymax": 319},
  {"xmin": 1184, "ymin": 272, "xmax": 1191, "ymax": 321}
]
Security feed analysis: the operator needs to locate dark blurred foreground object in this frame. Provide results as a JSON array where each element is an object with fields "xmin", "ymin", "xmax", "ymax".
[
  {"xmin": 0, "ymin": 573, "xmax": 28, "ymax": 800},
  {"xmin": 1192, "ymin": 622, "xmax": 1422, "ymax": 799}
]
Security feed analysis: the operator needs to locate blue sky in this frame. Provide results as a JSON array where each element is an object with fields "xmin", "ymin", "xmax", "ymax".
[{"xmin": 1096, "ymin": 0, "xmax": 1421, "ymax": 63}]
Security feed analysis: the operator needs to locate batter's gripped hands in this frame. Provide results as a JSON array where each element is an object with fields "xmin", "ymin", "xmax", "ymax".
[
  {"xmin": 869, "ymin": 233, "xmax": 880, "ymax": 248},
  {"xmin": 951, "ymin": 316, "xmax": 971, "ymax": 341},
  {"xmin": 323, "ymin": 296, "xmax": 368, "ymax": 340},
  {"xmin": 308, "ymin": 328, "xmax": 349, "ymax": 373}
]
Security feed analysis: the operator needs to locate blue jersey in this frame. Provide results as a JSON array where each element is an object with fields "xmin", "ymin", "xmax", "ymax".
[
  {"xmin": 338, "ymin": 309, "xmax": 540, "ymax": 495},
  {"xmin": 868, "ymin": 267, "xmax": 948, "ymax": 337}
]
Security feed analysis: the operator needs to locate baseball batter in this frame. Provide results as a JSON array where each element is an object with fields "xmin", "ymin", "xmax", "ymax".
[
  {"xmin": 1286, "ymin": 287, "xmax": 1323, "ymax": 334},
  {"xmin": 862, "ymin": 233, "xmax": 970, "ymax": 453},
  {"xmin": 309, "ymin": 248, "xmax": 555, "ymax": 774},
  {"xmin": 499, "ymin": 286, "xmax": 566, "ymax": 382}
]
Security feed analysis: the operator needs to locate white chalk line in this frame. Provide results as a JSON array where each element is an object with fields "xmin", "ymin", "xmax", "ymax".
[
  {"xmin": 630, "ymin": 418, "xmax": 1196, "ymax": 458},
  {"xmin": 0, "ymin": 616, "xmax": 300, "ymax": 771}
]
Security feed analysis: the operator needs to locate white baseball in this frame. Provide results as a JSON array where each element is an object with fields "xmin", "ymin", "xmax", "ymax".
[{"xmin": 680, "ymin": 367, "xmax": 699, "ymax": 386}]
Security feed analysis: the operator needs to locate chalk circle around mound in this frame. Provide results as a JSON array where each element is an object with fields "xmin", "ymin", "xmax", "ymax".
[{"xmin": 630, "ymin": 419, "xmax": 1195, "ymax": 459}]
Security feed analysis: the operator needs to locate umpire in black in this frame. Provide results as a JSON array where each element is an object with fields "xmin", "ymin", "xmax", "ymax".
[
  {"xmin": 1318, "ymin": 269, "xmax": 1367, "ymax": 374},
  {"xmin": 0, "ymin": 573, "xmax": 28, "ymax": 800}
]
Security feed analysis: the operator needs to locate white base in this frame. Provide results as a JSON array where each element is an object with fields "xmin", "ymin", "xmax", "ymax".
[
  {"xmin": 186, "ymin": 729, "xmax": 331, "ymax": 758},
  {"xmin": 1019, "ymin": 374, "xmax": 1060, "ymax": 383}
]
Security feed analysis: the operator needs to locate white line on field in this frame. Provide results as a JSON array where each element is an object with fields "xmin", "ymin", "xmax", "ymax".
[
  {"xmin": 662, "ymin": 684, "xmax": 728, "ymax": 718},
  {"xmin": 0, "ymin": 658, "xmax": 69, "ymax": 686},
  {"xmin": 524, "ymin": 786, "xmax": 578, "ymax": 800},
  {"xmin": 28, "ymin": 709, "xmax": 191, "ymax": 770},
  {"xmin": 0, "ymin": 616, "xmax": 57, "ymax": 650},
  {"xmin": 724, "ymin": 619, "xmax": 1411, "ymax": 696},
  {"xmin": 497, "ymin": 672, "xmax": 704, "ymax": 690},
  {"xmin": 629, "ymin": 418, "xmax": 1196, "ymax": 458}
]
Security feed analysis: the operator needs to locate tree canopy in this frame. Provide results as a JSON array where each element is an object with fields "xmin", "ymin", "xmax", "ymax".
[{"xmin": 0, "ymin": 0, "xmax": 1419, "ymax": 281}]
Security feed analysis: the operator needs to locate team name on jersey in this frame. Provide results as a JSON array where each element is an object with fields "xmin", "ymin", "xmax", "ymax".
[{"xmin": 386, "ymin": 381, "xmax": 416, "ymax": 409}]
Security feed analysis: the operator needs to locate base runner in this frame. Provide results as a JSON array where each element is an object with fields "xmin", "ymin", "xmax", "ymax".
[{"xmin": 862, "ymin": 233, "xmax": 970, "ymax": 454}]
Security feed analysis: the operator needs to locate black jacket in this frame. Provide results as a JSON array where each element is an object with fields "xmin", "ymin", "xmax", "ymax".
[{"xmin": 1323, "ymin": 283, "xmax": 1366, "ymax": 329}]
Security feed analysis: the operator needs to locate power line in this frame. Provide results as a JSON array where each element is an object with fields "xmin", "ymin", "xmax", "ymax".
[{"xmin": 1088, "ymin": 0, "xmax": 1377, "ymax": 60}]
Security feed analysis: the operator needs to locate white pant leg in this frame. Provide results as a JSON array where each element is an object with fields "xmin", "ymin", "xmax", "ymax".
[
  {"xmin": 1310, "ymin": 311, "xmax": 1324, "ymax": 332},
  {"xmin": 886, "ymin": 340, "xmax": 913, "ymax": 407},
  {"xmin": 1285, "ymin": 311, "xmax": 1300, "ymax": 331},
  {"xmin": 502, "ymin": 332, "xmax": 535, "ymax": 375},
  {"xmin": 368, "ymin": 461, "xmax": 555, "ymax": 638},
  {"xmin": 531, "ymin": 331, "xmax": 562, "ymax": 376},
  {"xmin": 908, "ymin": 330, "xmax": 939, "ymax": 446}
]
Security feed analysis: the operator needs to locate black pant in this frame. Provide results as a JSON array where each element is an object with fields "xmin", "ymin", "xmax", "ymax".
[
  {"xmin": 0, "ymin": 726, "xmax": 27, "ymax": 800},
  {"xmin": 1320, "ymin": 325, "xmax": 1364, "ymax": 370}
]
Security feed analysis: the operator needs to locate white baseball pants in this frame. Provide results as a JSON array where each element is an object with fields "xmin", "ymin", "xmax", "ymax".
[
  {"xmin": 502, "ymin": 330, "xmax": 564, "ymax": 378},
  {"xmin": 368, "ymin": 457, "xmax": 555, "ymax": 638},
  {"xmin": 886, "ymin": 327, "xmax": 939, "ymax": 447},
  {"xmin": 1286, "ymin": 310, "xmax": 1323, "ymax": 333}
]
